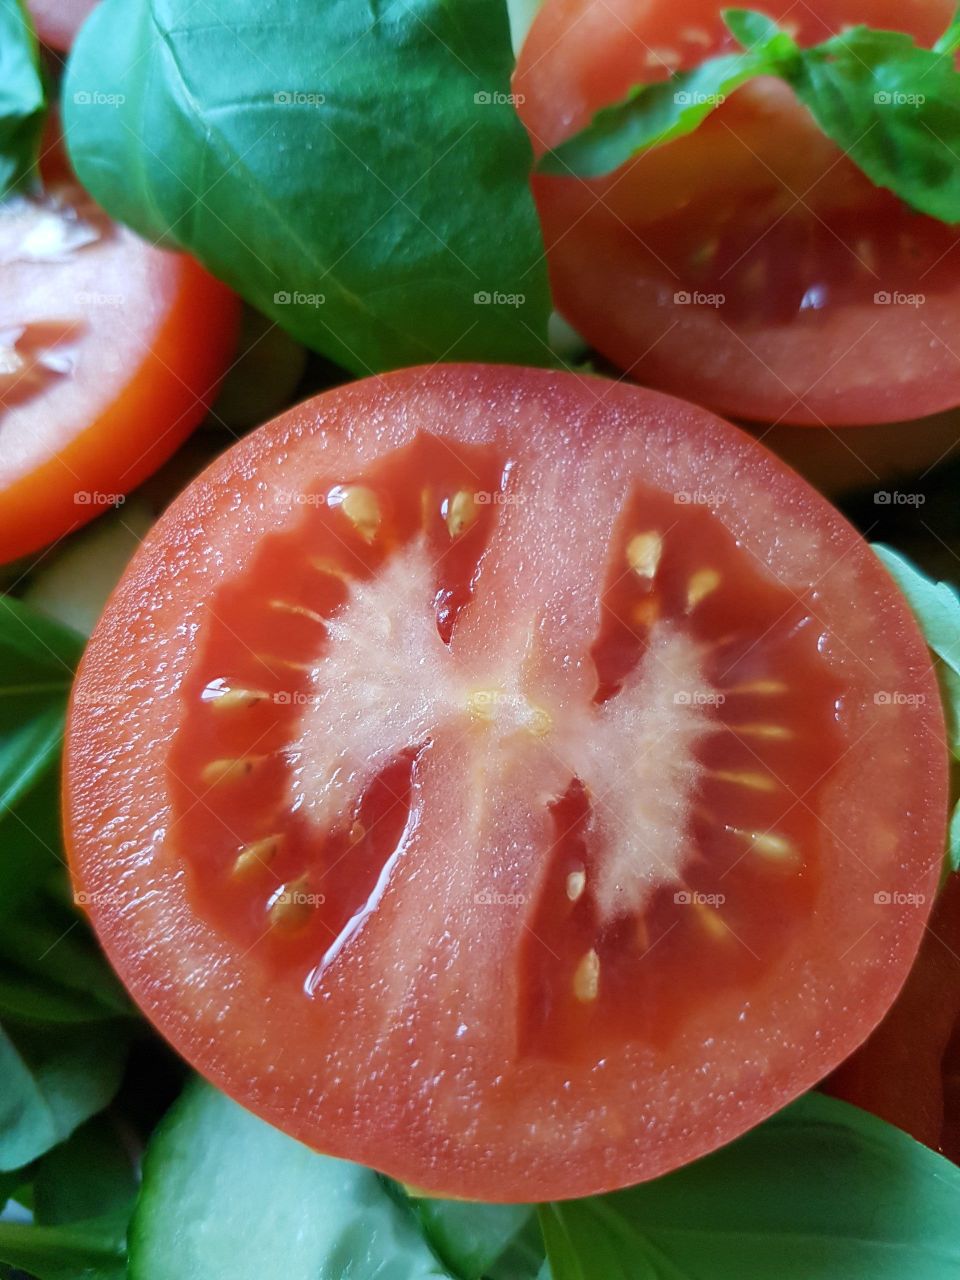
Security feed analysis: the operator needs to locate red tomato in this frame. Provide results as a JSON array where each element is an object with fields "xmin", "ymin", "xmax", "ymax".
[
  {"xmin": 28, "ymin": 0, "xmax": 97, "ymax": 50},
  {"xmin": 65, "ymin": 366, "xmax": 947, "ymax": 1200},
  {"xmin": 825, "ymin": 874, "xmax": 960, "ymax": 1155},
  {"xmin": 515, "ymin": 0, "xmax": 960, "ymax": 426},
  {"xmin": 0, "ymin": 181, "xmax": 238, "ymax": 564}
]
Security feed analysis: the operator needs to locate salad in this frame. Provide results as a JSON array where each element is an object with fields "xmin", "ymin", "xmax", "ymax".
[{"xmin": 3, "ymin": 0, "xmax": 960, "ymax": 1276}]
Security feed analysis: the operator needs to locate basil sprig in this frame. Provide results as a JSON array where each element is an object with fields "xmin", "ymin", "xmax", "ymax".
[{"xmin": 540, "ymin": 6, "xmax": 960, "ymax": 225}]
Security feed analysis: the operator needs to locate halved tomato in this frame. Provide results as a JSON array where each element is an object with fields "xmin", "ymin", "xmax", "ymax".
[
  {"xmin": 0, "ymin": 179, "xmax": 238, "ymax": 564},
  {"xmin": 515, "ymin": 0, "xmax": 960, "ymax": 426},
  {"xmin": 28, "ymin": 0, "xmax": 98, "ymax": 51},
  {"xmin": 65, "ymin": 366, "xmax": 947, "ymax": 1201}
]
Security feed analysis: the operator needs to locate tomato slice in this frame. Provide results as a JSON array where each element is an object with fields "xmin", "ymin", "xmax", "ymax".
[
  {"xmin": 27, "ymin": 0, "xmax": 97, "ymax": 50},
  {"xmin": 515, "ymin": 0, "xmax": 960, "ymax": 426},
  {"xmin": 0, "ymin": 181, "xmax": 238, "ymax": 564},
  {"xmin": 65, "ymin": 366, "xmax": 947, "ymax": 1201}
]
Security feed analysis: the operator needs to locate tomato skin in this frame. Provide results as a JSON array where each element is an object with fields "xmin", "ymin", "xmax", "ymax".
[
  {"xmin": 0, "ymin": 201, "xmax": 239, "ymax": 565},
  {"xmin": 28, "ymin": 0, "xmax": 98, "ymax": 51},
  {"xmin": 64, "ymin": 366, "xmax": 948, "ymax": 1201},
  {"xmin": 824, "ymin": 875, "xmax": 960, "ymax": 1154},
  {"xmin": 515, "ymin": 0, "xmax": 960, "ymax": 426}
]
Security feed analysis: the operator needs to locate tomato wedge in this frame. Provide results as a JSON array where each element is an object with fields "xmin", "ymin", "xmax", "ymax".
[
  {"xmin": 515, "ymin": 0, "xmax": 960, "ymax": 426},
  {"xmin": 65, "ymin": 366, "xmax": 947, "ymax": 1201},
  {"xmin": 28, "ymin": 0, "xmax": 98, "ymax": 50},
  {"xmin": 825, "ymin": 874, "xmax": 960, "ymax": 1156},
  {"xmin": 0, "ymin": 180, "xmax": 238, "ymax": 564}
]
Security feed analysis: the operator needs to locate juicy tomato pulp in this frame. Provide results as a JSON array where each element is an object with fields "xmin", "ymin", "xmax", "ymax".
[
  {"xmin": 28, "ymin": 0, "xmax": 98, "ymax": 50},
  {"xmin": 515, "ymin": 0, "xmax": 960, "ymax": 425},
  {"xmin": 825, "ymin": 874, "xmax": 960, "ymax": 1158},
  {"xmin": 0, "ymin": 181, "xmax": 238, "ymax": 564},
  {"xmin": 65, "ymin": 367, "xmax": 947, "ymax": 1200}
]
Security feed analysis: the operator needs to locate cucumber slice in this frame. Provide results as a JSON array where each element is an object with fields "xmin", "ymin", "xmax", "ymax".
[
  {"xmin": 22, "ymin": 500, "xmax": 154, "ymax": 637},
  {"xmin": 128, "ymin": 1081, "xmax": 453, "ymax": 1280}
]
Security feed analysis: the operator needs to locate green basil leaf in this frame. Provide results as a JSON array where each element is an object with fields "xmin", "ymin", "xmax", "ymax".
[
  {"xmin": 0, "ymin": 1020, "xmax": 130, "ymax": 1173},
  {"xmin": 538, "ymin": 43, "xmax": 788, "ymax": 178},
  {"xmin": 874, "ymin": 544, "xmax": 960, "ymax": 870},
  {"xmin": 934, "ymin": 4, "xmax": 960, "ymax": 56},
  {"xmin": 783, "ymin": 26, "xmax": 960, "ymax": 224},
  {"xmin": 128, "ymin": 1079, "xmax": 453, "ymax": 1279},
  {"xmin": 0, "ymin": 1208, "xmax": 128, "ymax": 1280},
  {"xmin": 63, "ymin": 0, "xmax": 552, "ymax": 375},
  {"xmin": 33, "ymin": 1116, "xmax": 138, "ymax": 1227},
  {"xmin": 539, "ymin": 1094, "xmax": 960, "ymax": 1279},
  {"xmin": 0, "ymin": 597, "xmax": 83, "ymax": 920},
  {"xmin": 0, "ymin": 0, "xmax": 44, "ymax": 196}
]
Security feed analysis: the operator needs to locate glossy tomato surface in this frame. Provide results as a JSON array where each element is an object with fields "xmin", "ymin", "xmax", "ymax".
[
  {"xmin": 28, "ymin": 0, "xmax": 98, "ymax": 50},
  {"xmin": 515, "ymin": 0, "xmax": 960, "ymax": 426},
  {"xmin": 0, "ymin": 181, "xmax": 238, "ymax": 563},
  {"xmin": 65, "ymin": 366, "xmax": 947, "ymax": 1200}
]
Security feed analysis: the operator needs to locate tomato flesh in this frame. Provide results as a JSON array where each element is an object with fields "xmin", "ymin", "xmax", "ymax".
[
  {"xmin": 28, "ymin": 0, "xmax": 98, "ymax": 50},
  {"xmin": 515, "ymin": 0, "xmax": 960, "ymax": 425},
  {"xmin": 65, "ymin": 366, "xmax": 947, "ymax": 1201},
  {"xmin": 0, "ymin": 182, "xmax": 238, "ymax": 564}
]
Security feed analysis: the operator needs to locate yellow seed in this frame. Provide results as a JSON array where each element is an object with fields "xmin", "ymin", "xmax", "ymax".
[
  {"xmin": 632, "ymin": 597, "xmax": 660, "ymax": 627},
  {"xmin": 730, "ymin": 723, "xmax": 793, "ymax": 740},
  {"xmin": 566, "ymin": 870, "xmax": 586, "ymax": 902},
  {"xmin": 310, "ymin": 557, "xmax": 351, "ymax": 582},
  {"xmin": 201, "ymin": 756, "xmax": 263, "ymax": 785},
  {"xmin": 270, "ymin": 599, "xmax": 327, "ymax": 625},
  {"xmin": 695, "ymin": 902, "xmax": 729, "ymax": 939},
  {"xmin": 467, "ymin": 689, "xmax": 501, "ymax": 721},
  {"xmin": 726, "ymin": 678, "xmax": 788, "ymax": 695},
  {"xmin": 573, "ymin": 949, "xmax": 600, "ymax": 1002},
  {"xmin": 710, "ymin": 769, "xmax": 777, "ymax": 793},
  {"xmin": 207, "ymin": 686, "xmax": 270, "ymax": 711},
  {"xmin": 749, "ymin": 831, "xmax": 795, "ymax": 859},
  {"xmin": 687, "ymin": 568, "xmax": 721, "ymax": 609},
  {"xmin": 232, "ymin": 834, "xmax": 283, "ymax": 877},
  {"xmin": 268, "ymin": 875, "xmax": 314, "ymax": 930},
  {"xmin": 446, "ymin": 490, "xmax": 478, "ymax": 537},
  {"xmin": 349, "ymin": 821, "xmax": 365, "ymax": 845},
  {"xmin": 626, "ymin": 531, "xmax": 662, "ymax": 579},
  {"xmin": 333, "ymin": 485, "xmax": 380, "ymax": 542}
]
